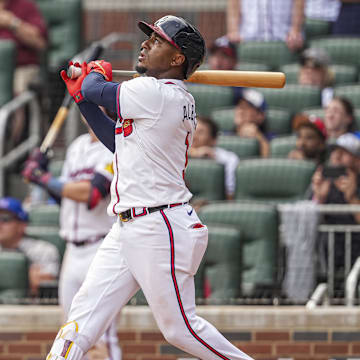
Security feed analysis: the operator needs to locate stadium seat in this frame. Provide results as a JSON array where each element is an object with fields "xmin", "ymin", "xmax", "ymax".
[
  {"xmin": 28, "ymin": 203, "xmax": 60, "ymax": 227},
  {"xmin": 334, "ymin": 85, "xmax": 360, "ymax": 108},
  {"xmin": 281, "ymin": 63, "xmax": 358, "ymax": 85},
  {"xmin": 237, "ymin": 41, "xmax": 299, "ymax": 70},
  {"xmin": 25, "ymin": 226, "xmax": 65, "ymax": 261},
  {"xmin": 0, "ymin": 251, "xmax": 28, "ymax": 303},
  {"xmin": 198, "ymin": 201, "xmax": 279, "ymax": 296},
  {"xmin": 235, "ymin": 158, "xmax": 316, "ymax": 202},
  {"xmin": 195, "ymin": 225, "xmax": 242, "ymax": 303},
  {"xmin": 35, "ymin": 0, "xmax": 82, "ymax": 69},
  {"xmin": 270, "ymin": 135, "xmax": 297, "ymax": 158},
  {"xmin": 304, "ymin": 18, "xmax": 331, "ymax": 41},
  {"xmin": 217, "ymin": 135, "xmax": 260, "ymax": 158},
  {"xmin": 212, "ymin": 107, "xmax": 292, "ymax": 135},
  {"xmin": 187, "ymin": 84, "xmax": 234, "ymax": 117},
  {"xmin": 49, "ymin": 159, "xmax": 64, "ymax": 177},
  {"xmin": 236, "ymin": 62, "xmax": 271, "ymax": 71},
  {"xmin": 0, "ymin": 40, "xmax": 15, "ymax": 107},
  {"xmin": 185, "ymin": 159, "xmax": 225, "ymax": 201},
  {"xmin": 302, "ymin": 107, "xmax": 324, "ymax": 119},
  {"xmin": 309, "ymin": 37, "xmax": 360, "ymax": 68},
  {"xmin": 258, "ymin": 85, "xmax": 322, "ymax": 114}
]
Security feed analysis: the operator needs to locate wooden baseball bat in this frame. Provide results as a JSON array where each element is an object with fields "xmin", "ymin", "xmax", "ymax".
[
  {"xmin": 111, "ymin": 70, "xmax": 286, "ymax": 88},
  {"xmin": 69, "ymin": 66, "xmax": 286, "ymax": 88}
]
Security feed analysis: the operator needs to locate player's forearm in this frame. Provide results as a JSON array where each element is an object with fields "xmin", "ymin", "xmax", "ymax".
[
  {"xmin": 62, "ymin": 181, "xmax": 91, "ymax": 203},
  {"xmin": 12, "ymin": 20, "xmax": 46, "ymax": 50},
  {"xmin": 291, "ymin": 0, "xmax": 305, "ymax": 31},
  {"xmin": 78, "ymin": 101, "xmax": 115, "ymax": 153},
  {"xmin": 82, "ymin": 72, "xmax": 118, "ymax": 113},
  {"xmin": 226, "ymin": 0, "xmax": 241, "ymax": 35}
]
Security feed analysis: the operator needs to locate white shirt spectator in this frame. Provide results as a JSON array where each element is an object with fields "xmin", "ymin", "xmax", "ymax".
[
  {"xmin": 305, "ymin": 0, "xmax": 340, "ymax": 22},
  {"xmin": 214, "ymin": 147, "xmax": 239, "ymax": 197}
]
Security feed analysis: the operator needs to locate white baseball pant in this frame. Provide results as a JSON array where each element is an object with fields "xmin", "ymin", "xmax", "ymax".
[
  {"xmin": 47, "ymin": 205, "xmax": 254, "ymax": 360},
  {"xmin": 59, "ymin": 241, "xmax": 121, "ymax": 360}
]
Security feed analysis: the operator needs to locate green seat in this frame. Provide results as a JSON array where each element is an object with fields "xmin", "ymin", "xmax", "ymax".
[
  {"xmin": 0, "ymin": 40, "xmax": 15, "ymax": 107},
  {"xmin": 334, "ymin": 85, "xmax": 360, "ymax": 108},
  {"xmin": 25, "ymin": 226, "xmax": 65, "ymax": 261},
  {"xmin": 281, "ymin": 63, "xmax": 358, "ymax": 85},
  {"xmin": 236, "ymin": 62, "xmax": 271, "ymax": 71},
  {"xmin": 199, "ymin": 202, "xmax": 278, "ymax": 296},
  {"xmin": 235, "ymin": 158, "xmax": 316, "ymax": 202},
  {"xmin": 304, "ymin": 18, "xmax": 331, "ymax": 41},
  {"xmin": 211, "ymin": 107, "xmax": 235, "ymax": 132},
  {"xmin": 302, "ymin": 107, "xmax": 324, "ymax": 118},
  {"xmin": 267, "ymin": 108, "xmax": 292, "ymax": 135},
  {"xmin": 187, "ymin": 84, "xmax": 234, "ymax": 117},
  {"xmin": 217, "ymin": 135, "xmax": 259, "ymax": 158},
  {"xmin": 237, "ymin": 41, "xmax": 299, "ymax": 70},
  {"xmin": 0, "ymin": 251, "xmax": 28, "ymax": 303},
  {"xmin": 212, "ymin": 107, "xmax": 291, "ymax": 135},
  {"xmin": 28, "ymin": 204, "xmax": 60, "ymax": 227},
  {"xmin": 195, "ymin": 225, "xmax": 242, "ymax": 303},
  {"xmin": 258, "ymin": 85, "xmax": 322, "ymax": 114},
  {"xmin": 309, "ymin": 37, "xmax": 360, "ymax": 69},
  {"xmin": 35, "ymin": 0, "xmax": 82, "ymax": 69},
  {"xmin": 355, "ymin": 109, "xmax": 360, "ymax": 131},
  {"xmin": 185, "ymin": 159, "xmax": 225, "ymax": 201},
  {"xmin": 49, "ymin": 159, "xmax": 64, "ymax": 177},
  {"xmin": 270, "ymin": 135, "xmax": 297, "ymax": 158}
]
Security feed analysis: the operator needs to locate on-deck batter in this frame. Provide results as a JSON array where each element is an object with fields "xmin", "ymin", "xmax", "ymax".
[{"xmin": 45, "ymin": 15, "xmax": 254, "ymax": 360}]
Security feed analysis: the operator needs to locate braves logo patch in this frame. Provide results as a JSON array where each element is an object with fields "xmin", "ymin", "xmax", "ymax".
[{"xmin": 123, "ymin": 119, "xmax": 134, "ymax": 137}]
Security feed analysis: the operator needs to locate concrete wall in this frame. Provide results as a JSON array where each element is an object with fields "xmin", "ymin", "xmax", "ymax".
[{"xmin": 1, "ymin": 305, "xmax": 360, "ymax": 359}]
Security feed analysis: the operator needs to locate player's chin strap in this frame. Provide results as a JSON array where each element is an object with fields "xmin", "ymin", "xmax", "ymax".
[{"xmin": 46, "ymin": 321, "xmax": 86, "ymax": 360}]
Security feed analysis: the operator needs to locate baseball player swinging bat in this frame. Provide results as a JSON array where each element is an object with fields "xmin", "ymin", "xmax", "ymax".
[{"xmin": 68, "ymin": 65, "xmax": 286, "ymax": 88}]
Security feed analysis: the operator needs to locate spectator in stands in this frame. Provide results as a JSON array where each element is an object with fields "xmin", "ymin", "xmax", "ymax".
[
  {"xmin": 226, "ymin": 0, "xmax": 305, "ymax": 50},
  {"xmin": 0, "ymin": 197, "xmax": 59, "ymax": 296},
  {"xmin": 233, "ymin": 88, "xmax": 270, "ymax": 157},
  {"xmin": 323, "ymin": 96, "xmax": 355, "ymax": 142},
  {"xmin": 311, "ymin": 132, "xmax": 360, "ymax": 274},
  {"xmin": 0, "ymin": 0, "xmax": 48, "ymax": 146},
  {"xmin": 207, "ymin": 36, "xmax": 243, "ymax": 105},
  {"xmin": 288, "ymin": 113, "xmax": 327, "ymax": 164},
  {"xmin": 332, "ymin": 0, "xmax": 360, "ymax": 35},
  {"xmin": 298, "ymin": 47, "xmax": 334, "ymax": 106},
  {"xmin": 189, "ymin": 116, "xmax": 239, "ymax": 200}
]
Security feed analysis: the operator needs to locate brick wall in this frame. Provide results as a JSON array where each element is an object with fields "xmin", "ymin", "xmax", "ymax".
[{"xmin": 1, "ymin": 306, "xmax": 360, "ymax": 360}]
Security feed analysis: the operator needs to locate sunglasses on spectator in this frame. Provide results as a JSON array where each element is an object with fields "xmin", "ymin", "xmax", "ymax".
[{"xmin": 0, "ymin": 213, "xmax": 18, "ymax": 223}]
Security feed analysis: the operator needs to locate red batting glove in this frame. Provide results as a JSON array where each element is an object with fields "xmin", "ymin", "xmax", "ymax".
[
  {"xmin": 60, "ymin": 61, "xmax": 88, "ymax": 103},
  {"xmin": 22, "ymin": 160, "xmax": 52, "ymax": 187},
  {"xmin": 87, "ymin": 60, "xmax": 113, "ymax": 81}
]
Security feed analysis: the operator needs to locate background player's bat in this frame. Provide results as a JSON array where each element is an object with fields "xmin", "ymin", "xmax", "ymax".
[
  {"xmin": 68, "ymin": 67, "xmax": 286, "ymax": 89},
  {"xmin": 39, "ymin": 33, "xmax": 122, "ymax": 154}
]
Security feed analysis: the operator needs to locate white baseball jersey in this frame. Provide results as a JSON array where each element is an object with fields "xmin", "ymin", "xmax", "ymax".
[
  {"xmin": 109, "ymin": 77, "xmax": 196, "ymax": 214},
  {"xmin": 59, "ymin": 133, "xmax": 115, "ymax": 243}
]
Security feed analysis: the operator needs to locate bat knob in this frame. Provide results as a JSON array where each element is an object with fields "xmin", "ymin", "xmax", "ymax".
[{"xmin": 67, "ymin": 65, "xmax": 82, "ymax": 79}]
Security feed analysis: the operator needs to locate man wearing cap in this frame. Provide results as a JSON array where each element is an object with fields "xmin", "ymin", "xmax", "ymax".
[
  {"xmin": 288, "ymin": 113, "xmax": 327, "ymax": 164},
  {"xmin": 311, "ymin": 133, "xmax": 360, "ymax": 278},
  {"xmin": 234, "ymin": 88, "xmax": 269, "ymax": 157},
  {"xmin": 0, "ymin": 197, "xmax": 59, "ymax": 296},
  {"xmin": 298, "ymin": 47, "xmax": 334, "ymax": 106},
  {"xmin": 207, "ymin": 36, "xmax": 243, "ymax": 105}
]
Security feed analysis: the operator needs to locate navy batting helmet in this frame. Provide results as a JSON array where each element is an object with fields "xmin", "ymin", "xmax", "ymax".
[{"xmin": 138, "ymin": 15, "xmax": 206, "ymax": 79}]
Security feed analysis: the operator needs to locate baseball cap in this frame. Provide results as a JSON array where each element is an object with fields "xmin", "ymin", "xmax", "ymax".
[
  {"xmin": 209, "ymin": 36, "xmax": 237, "ymax": 61},
  {"xmin": 300, "ymin": 47, "xmax": 330, "ymax": 68},
  {"xmin": 332, "ymin": 132, "xmax": 360, "ymax": 157},
  {"xmin": 0, "ymin": 197, "xmax": 28, "ymax": 222},
  {"xmin": 293, "ymin": 114, "xmax": 327, "ymax": 139},
  {"xmin": 241, "ymin": 89, "xmax": 267, "ymax": 113}
]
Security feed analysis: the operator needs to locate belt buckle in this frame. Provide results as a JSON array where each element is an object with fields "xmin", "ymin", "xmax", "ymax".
[{"xmin": 119, "ymin": 213, "xmax": 130, "ymax": 222}]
